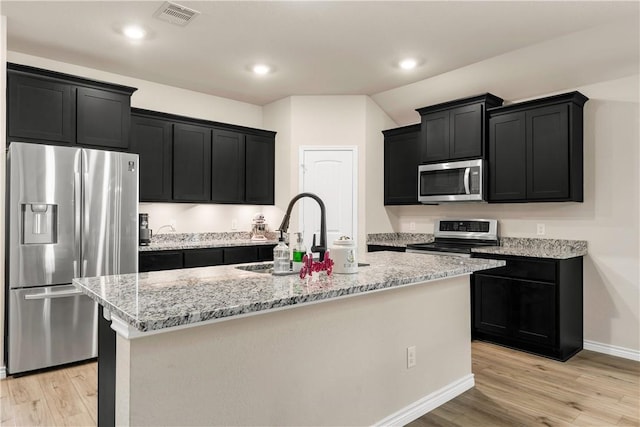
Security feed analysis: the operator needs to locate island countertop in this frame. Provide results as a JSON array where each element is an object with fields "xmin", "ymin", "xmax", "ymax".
[{"xmin": 73, "ymin": 252, "xmax": 504, "ymax": 334}]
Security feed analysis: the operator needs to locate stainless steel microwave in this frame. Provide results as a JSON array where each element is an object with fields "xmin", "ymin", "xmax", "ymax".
[{"xmin": 418, "ymin": 159, "xmax": 485, "ymax": 203}]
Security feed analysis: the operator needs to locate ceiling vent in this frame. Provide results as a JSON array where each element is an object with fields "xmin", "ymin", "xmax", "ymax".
[{"xmin": 153, "ymin": 1, "xmax": 200, "ymax": 27}]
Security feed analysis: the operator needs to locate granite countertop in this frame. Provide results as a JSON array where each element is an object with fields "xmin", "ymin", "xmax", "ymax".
[
  {"xmin": 74, "ymin": 251, "xmax": 504, "ymax": 333},
  {"xmin": 366, "ymin": 233, "xmax": 587, "ymax": 260},
  {"xmin": 140, "ymin": 232, "xmax": 278, "ymax": 252},
  {"xmin": 367, "ymin": 233, "xmax": 434, "ymax": 247},
  {"xmin": 472, "ymin": 237, "xmax": 588, "ymax": 259}
]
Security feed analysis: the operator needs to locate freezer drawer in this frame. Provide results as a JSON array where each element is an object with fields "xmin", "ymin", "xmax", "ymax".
[{"xmin": 8, "ymin": 285, "xmax": 98, "ymax": 374}]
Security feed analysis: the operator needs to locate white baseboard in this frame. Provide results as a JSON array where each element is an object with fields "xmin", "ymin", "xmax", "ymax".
[
  {"xmin": 374, "ymin": 374, "xmax": 475, "ymax": 427},
  {"xmin": 584, "ymin": 340, "xmax": 640, "ymax": 362},
  {"xmin": 0, "ymin": 366, "xmax": 6, "ymax": 379}
]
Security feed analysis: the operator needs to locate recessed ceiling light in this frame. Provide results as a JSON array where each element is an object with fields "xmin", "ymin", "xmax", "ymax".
[
  {"xmin": 252, "ymin": 64, "xmax": 271, "ymax": 75},
  {"xmin": 123, "ymin": 25, "xmax": 146, "ymax": 40},
  {"xmin": 399, "ymin": 58, "xmax": 418, "ymax": 70}
]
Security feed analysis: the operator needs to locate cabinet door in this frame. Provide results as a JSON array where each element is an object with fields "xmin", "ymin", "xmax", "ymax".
[
  {"xmin": 473, "ymin": 274, "xmax": 511, "ymax": 337},
  {"xmin": 211, "ymin": 129, "xmax": 245, "ymax": 203},
  {"xmin": 173, "ymin": 123, "xmax": 212, "ymax": 201},
  {"xmin": 245, "ymin": 134, "xmax": 275, "ymax": 205},
  {"xmin": 131, "ymin": 116, "xmax": 173, "ymax": 201},
  {"xmin": 8, "ymin": 73, "xmax": 75, "ymax": 143},
  {"xmin": 139, "ymin": 251, "xmax": 183, "ymax": 272},
  {"xmin": 76, "ymin": 87, "xmax": 131, "ymax": 149},
  {"xmin": 514, "ymin": 280, "xmax": 556, "ymax": 346},
  {"xmin": 449, "ymin": 103, "xmax": 482, "ymax": 160},
  {"xmin": 489, "ymin": 112, "xmax": 527, "ymax": 201},
  {"xmin": 526, "ymin": 105, "xmax": 569, "ymax": 200},
  {"xmin": 384, "ymin": 130, "xmax": 420, "ymax": 205},
  {"xmin": 421, "ymin": 110, "xmax": 449, "ymax": 163}
]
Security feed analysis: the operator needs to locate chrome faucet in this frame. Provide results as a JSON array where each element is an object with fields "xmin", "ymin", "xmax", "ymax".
[{"xmin": 278, "ymin": 192, "xmax": 327, "ymax": 261}]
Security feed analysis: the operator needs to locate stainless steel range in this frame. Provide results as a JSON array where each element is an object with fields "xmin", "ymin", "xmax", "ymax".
[{"xmin": 406, "ymin": 219, "xmax": 499, "ymax": 257}]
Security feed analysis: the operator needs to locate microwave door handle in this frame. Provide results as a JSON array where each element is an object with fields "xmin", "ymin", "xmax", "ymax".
[{"xmin": 463, "ymin": 167, "xmax": 471, "ymax": 194}]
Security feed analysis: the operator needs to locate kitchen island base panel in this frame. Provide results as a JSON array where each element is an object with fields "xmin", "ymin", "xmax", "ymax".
[{"xmin": 113, "ymin": 275, "xmax": 472, "ymax": 426}]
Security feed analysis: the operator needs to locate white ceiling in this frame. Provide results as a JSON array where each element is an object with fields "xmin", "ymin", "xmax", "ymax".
[{"xmin": 2, "ymin": 1, "xmax": 639, "ymax": 124}]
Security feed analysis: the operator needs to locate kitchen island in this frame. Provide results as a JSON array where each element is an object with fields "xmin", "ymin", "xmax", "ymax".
[{"xmin": 74, "ymin": 251, "xmax": 503, "ymax": 426}]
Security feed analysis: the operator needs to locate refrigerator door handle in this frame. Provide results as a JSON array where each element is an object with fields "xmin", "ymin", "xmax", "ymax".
[
  {"xmin": 24, "ymin": 289, "xmax": 85, "ymax": 300},
  {"xmin": 74, "ymin": 161, "xmax": 82, "ymax": 278}
]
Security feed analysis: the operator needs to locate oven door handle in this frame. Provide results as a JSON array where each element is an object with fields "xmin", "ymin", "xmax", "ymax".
[{"xmin": 463, "ymin": 167, "xmax": 471, "ymax": 194}]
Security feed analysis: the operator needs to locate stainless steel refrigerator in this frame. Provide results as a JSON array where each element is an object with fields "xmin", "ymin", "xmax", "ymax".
[{"xmin": 6, "ymin": 142, "xmax": 138, "ymax": 374}]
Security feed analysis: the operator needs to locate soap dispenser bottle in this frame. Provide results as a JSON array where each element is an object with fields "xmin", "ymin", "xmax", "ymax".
[
  {"xmin": 291, "ymin": 232, "xmax": 307, "ymax": 272},
  {"xmin": 273, "ymin": 231, "xmax": 290, "ymax": 274}
]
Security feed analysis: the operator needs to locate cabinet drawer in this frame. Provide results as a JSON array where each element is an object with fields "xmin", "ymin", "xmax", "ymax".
[
  {"xmin": 224, "ymin": 246, "xmax": 258, "ymax": 265},
  {"xmin": 367, "ymin": 245, "xmax": 406, "ymax": 253},
  {"xmin": 475, "ymin": 256, "xmax": 555, "ymax": 283},
  {"xmin": 139, "ymin": 251, "xmax": 183, "ymax": 272},
  {"xmin": 257, "ymin": 245, "xmax": 276, "ymax": 261},
  {"xmin": 183, "ymin": 248, "xmax": 224, "ymax": 268}
]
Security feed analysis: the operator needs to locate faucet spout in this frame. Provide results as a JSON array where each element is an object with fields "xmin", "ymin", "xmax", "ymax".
[{"xmin": 278, "ymin": 192, "xmax": 327, "ymax": 261}]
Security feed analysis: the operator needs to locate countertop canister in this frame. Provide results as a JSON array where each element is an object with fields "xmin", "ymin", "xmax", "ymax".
[{"xmin": 331, "ymin": 236, "xmax": 357, "ymax": 274}]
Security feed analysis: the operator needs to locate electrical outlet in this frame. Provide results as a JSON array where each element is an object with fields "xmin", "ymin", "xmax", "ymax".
[
  {"xmin": 536, "ymin": 223, "xmax": 546, "ymax": 236},
  {"xmin": 231, "ymin": 219, "xmax": 238, "ymax": 230},
  {"xmin": 409, "ymin": 222, "xmax": 416, "ymax": 231},
  {"xmin": 407, "ymin": 346, "xmax": 416, "ymax": 369}
]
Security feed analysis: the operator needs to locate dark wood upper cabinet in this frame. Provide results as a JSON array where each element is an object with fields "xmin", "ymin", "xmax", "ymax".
[
  {"xmin": 416, "ymin": 93, "xmax": 503, "ymax": 163},
  {"xmin": 383, "ymin": 124, "xmax": 421, "ymax": 205},
  {"xmin": 245, "ymin": 134, "xmax": 275, "ymax": 205},
  {"xmin": 488, "ymin": 92, "xmax": 587, "ymax": 203},
  {"xmin": 8, "ymin": 72, "xmax": 75, "ymax": 143},
  {"xmin": 7, "ymin": 63, "xmax": 136, "ymax": 149},
  {"xmin": 420, "ymin": 110, "xmax": 449, "ymax": 163},
  {"xmin": 76, "ymin": 87, "xmax": 131, "ymax": 149},
  {"xmin": 130, "ymin": 114, "xmax": 173, "ymax": 202},
  {"xmin": 211, "ymin": 129, "xmax": 245, "ymax": 203},
  {"xmin": 489, "ymin": 111, "xmax": 527, "ymax": 201},
  {"xmin": 526, "ymin": 105, "xmax": 570, "ymax": 200},
  {"xmin": 173, "ymin": 123, "xmax": 212, "ymax": 202},
  {"xmin": 130, "ymin": 108, "xmax": 276, "ymax": 205}
]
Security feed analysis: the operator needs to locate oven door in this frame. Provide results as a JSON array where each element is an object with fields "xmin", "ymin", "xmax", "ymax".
[{"xmin": 418, "ymin": 159, "xmax": 484, "ymax": 203}]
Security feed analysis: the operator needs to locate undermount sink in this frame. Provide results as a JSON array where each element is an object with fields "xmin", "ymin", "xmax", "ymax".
[{"xmin": 236, "ymin": 262, "xmax": 369, "ymax": 275}]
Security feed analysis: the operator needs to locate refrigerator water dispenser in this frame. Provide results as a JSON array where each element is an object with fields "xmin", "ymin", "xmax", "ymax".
[{"xmin": 22, "ymin": 203, "xmax": 57, "ymax": 244}]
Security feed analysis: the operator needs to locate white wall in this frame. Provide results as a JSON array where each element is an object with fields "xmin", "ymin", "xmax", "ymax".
[
  {"xmin": 264, "ymin": 95, "xmax": 395, "ymax": 254},
  {"xmin": 372, "ymin": 75, "xmax": 640, "ymax": 354}
]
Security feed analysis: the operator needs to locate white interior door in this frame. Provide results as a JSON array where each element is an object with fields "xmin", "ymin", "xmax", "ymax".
[{"xmin": 299, "ymin": 148, "xmax": 357, "ymax": 252}]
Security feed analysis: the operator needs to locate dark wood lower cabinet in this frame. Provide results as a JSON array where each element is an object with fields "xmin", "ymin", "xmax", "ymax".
[
  {"xmin": 183, "ymin": 248, "xmax": 224, "ymax": 268},
  {"xmin": 223, "ymin": 246, "xmax": 257, "ymax": 265},
  {"xmin": 139, "ymin": 250, "xmax": 184, "ymax": 272},
  {"xmin": 139, "ymin": 245, "xmax": 276, "ymax": 272},
  {"xmin": 367, "ymin": 245, "xmax": 406, "ymax": 253},
  {"xmin": 471, "ymin": 254, "xmax": 582, "ymax": 361}
]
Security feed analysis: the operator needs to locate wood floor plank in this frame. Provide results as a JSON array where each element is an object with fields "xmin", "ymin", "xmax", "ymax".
[
  {"xmin": 414, "ymin": 341, "xmax": 640, "ymax": 427},
  {"xmin": 65, "ymin": 363, "xmax": 98, "ymax": 424},
  {"xmin": 1, "ymin": 378, "xmax": 15, "ymax": 426},
  {"xmin": 37, "ymin": 368, "xmax": 93, "ymax": 426},
  {"xmin": 11, "ymin": 399, "xmax": 56, "ymax": 427}
]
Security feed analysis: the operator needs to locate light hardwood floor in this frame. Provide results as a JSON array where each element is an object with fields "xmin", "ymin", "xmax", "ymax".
[{"xmin": 1, "ymin": 341, "xmax": 638, "ymax": 426}]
